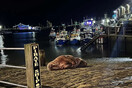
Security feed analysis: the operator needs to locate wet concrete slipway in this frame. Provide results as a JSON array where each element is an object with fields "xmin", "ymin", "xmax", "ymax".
[{"xmin": 0, "ymin": 32, "xmax": 132, "ymax": 88}]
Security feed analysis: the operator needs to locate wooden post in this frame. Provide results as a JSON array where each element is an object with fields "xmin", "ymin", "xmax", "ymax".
[
  {"xmin": 24, "ymin": 43, "xmax": 42, "ymax": 88},
  {"xmin": 123, "ymin": 27, "xmax": 125, "ymax": 36},
  {"xmin": 39, "ymin": 49, "xmax": 46, "ymax": 66},
  {"xmin": 108, "ymin": 27, "xmax": 110, "ymax": 36},
  {"xmin": 115, "ymin": 27, "xmax": 117, "ymax": 35}
]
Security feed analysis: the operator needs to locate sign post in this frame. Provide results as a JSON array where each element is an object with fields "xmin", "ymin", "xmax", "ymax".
[{"xmin": 24, "ymin": 43, "xmax": 41, "ymax": 88}]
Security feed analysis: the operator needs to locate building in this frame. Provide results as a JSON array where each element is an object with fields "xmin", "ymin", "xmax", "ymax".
[{"xmin": 13, "ymin": 23, "xmax": 32, "ymax": 30}]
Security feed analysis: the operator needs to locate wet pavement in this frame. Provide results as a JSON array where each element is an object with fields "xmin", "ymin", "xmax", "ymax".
[{"xmin": 0, "ymin": 58, "xmax": 132, "ymax": 88}]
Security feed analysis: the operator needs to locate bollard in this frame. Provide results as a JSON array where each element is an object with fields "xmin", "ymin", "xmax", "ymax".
[
  {"xmin": 39, "ymin": 49, "xmax": 46, "ymax": 66},
  {"xmin": 24, "ymin": 43, "xmax": 42, "ymax": 88}
]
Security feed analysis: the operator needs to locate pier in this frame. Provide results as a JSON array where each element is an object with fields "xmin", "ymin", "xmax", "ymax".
[
  {"xmin": 80, "ymin": 27, "xmax": 132, "ymax": 51},
  {"xmin": 80, "ymin": 35, "xmax": 100, "ymax": 51},
  {"xmin": 105, "ymin": 27, "xmax": 132, "ymax": 38}
]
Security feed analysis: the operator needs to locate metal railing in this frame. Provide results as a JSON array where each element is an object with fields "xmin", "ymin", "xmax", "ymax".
[
  {"xmin": 0, "ymin": 48, "xmax": 24, "ymax": 50},
  {"xmin": 105, "ymin": 27, "xmax": 132, "ymax": 37},
  {"xmin": 0, "ymin": 47, "xmax": 27, "ymax": 88},
  {"xmin": 0, "ymin": 64, "xmax": 26, "ymax": 69},
  {"xmin": 0, "ymin": 81, "xmax": 27, "ymax": 88},
  {"xmin": 0, "ymin": 43, "xmax": 42, "ymax": 88}
]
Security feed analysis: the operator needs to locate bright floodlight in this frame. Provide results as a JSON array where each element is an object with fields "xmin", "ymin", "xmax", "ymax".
[
  {"xmin": 101, "ymin": 19, "xmax": 105, "ymax": 24},
  {"xmin": 93, "ymin": 21, "xmax": 96, "ymax": 24},
  {"xmin": 28, "ymin": 26, "xmax": 32, "ymax": 29},
  {"xmin": 87, "ymin": 21, "xmax": 92, "ymax": 25},
  {"xmin": 106, "ymin": 19, "xmax": 110, "ymax": 23},
  {"xmin": 113, "ymin": 10, "xmax": 117, "ymax": 13},
  {"xmin": 0, "ymin": 25, "xmax": 2, "ymax": 29}
]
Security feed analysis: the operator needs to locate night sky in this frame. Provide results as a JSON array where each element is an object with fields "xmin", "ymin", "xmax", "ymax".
[{"xmin": 0, "ymin": 0, "xmax": 125, "ymax": 27}]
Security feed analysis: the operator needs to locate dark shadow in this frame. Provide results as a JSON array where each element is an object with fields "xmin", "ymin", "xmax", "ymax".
[
  {"xmin": 0, "ymin": 83, "xmax": 17, "ymax": 88},
  {"xmin": 42, "ymin": 85, "xmax": 52, "ymax": 88},
  {"xmin": 77, "ymin": 65, "xmax": 93, "ymax": 69},
  {"xmin": 0, "ymin": 83, "xmax": 52, "ymax": 88}
]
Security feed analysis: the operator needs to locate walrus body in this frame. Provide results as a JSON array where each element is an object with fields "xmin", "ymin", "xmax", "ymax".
[{"xmin": 47, "ymin": 55, "xmax": 87, "ymax": 71}]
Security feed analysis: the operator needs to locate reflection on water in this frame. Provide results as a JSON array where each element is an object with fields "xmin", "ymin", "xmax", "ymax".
[
  {"xmin": 111, "ymin": 37, "xmax": 123, "ymax": 57},
  {"xmin": 0, "ymin": 35, "xmax": 8, "ymax": 65},
  {"xmin": 0, "ymin": 32, "xmax": 132, "ymax": 65},
  {"xmin": 0, "ymin": 32, "xmax": 36, "ymax": 65}
]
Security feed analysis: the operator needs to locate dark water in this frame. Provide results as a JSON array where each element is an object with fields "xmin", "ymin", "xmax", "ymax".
[{"xmin": 0, "ymin": 31, "xmax": 132, "ymax": 66}]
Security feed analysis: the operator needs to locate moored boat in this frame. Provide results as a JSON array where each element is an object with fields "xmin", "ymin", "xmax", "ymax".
[
  {"xmin": 55, "ymin": 30, "xmax": 68, "ymax": 46},
  {"xmin": 49, "ymin": 28, "xmax": 56, "ymax": 41},
  {"xmin": 80, "ymin": 33, "xmax": 93, "ymax": 45},
  {"xmin": 70, "ymin": 33, "xmax": 80, "ymax": 45}
]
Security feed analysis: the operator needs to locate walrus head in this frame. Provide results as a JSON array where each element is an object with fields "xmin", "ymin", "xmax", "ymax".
[
  {"xmin": 74, "ymin": 57, "xmax": 87, "ymax": 67},
  {"xmin": 47, "ymin": 62, "xmax": 60, "ymax": 71}
]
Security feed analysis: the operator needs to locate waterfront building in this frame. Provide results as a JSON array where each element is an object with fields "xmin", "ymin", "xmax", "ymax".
[
  {"xmin": 13, "ymin": 23, "xmax": 32, "ymax": 30},
  {"xmin": 117, "ymin": 8, "xmax": 121, "ymax": 18},
  {"xmin": 120, "ymin": 6, "xmax": 126, "ymax": 16},
  {"xmin": 114, "ymin": 4, "xmax": 131, "ymax": 20},
  {"xmin": 126, "ymin": 4, "xmax": 131, "ymax": 14},
  {"xmin": 108, "ymin": 3, "xmax": 132, "ymax": 27}
]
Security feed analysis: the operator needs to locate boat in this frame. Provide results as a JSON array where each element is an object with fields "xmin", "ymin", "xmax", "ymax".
[
  {"xmin": 70, "ymin": 33, "xmax": 80, "ymax": 45},
  {"xmin": 49, "ymin": 28, "xmax": 56, "ymax": 41},
  {"xmin": 80, "ymin": 33, "xmax": 93, "ymax": 45},
  {"xmin": 55, "ymin": 30, "xmax": 68, "ymax": 46},
  {"xmin": 69, "ymin": 28, "xmax": 81, "ymax": 45}
]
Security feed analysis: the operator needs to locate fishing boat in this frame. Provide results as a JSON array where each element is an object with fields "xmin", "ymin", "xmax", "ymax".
[
  {"xmin": 70, "ymin": 33, "xmax": 80, "ymax": 45},
  {"xmin": 49, "ymin": 28, "xmax": 56, "ymax": 41},
  {"xmin": 56, "ymin": 36, "xmax": 66, "ymax": 45},
  {"xmin": 69, "ymin": 28, "xmax": 81, "ymax": 45},
  {"xmin": 80, "ymin": 33, "xmax": 93, "ymax": 45},
  {"xmin": 55, "ymin": 30, "xmax": 68, "ymax": 46}
]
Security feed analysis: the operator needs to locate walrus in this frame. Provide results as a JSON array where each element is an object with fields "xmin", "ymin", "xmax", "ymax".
[{"xmin": 47, "ymin": 55, "xmax": 87, "ymax": 71}]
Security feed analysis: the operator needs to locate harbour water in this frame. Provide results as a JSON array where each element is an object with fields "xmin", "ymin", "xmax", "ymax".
[{"xmin": 0, "ymin": 31, "xmax": 132, "ymax": 66}]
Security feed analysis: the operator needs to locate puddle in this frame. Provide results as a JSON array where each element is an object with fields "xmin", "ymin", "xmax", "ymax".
[
  {"xmin": 108, "ymin": 58, "xmax": 132, "ymax": 62},
  {"xmin": 112, "ymin": 76, "xmax": 132, "ymax": 86},
  {"xmin": 93, "ymin": 58, "xmax": 132, "ymax": 63},
  {"xmin": 125, "ymin": 67, "xmax": 132, "ymax": 70}
]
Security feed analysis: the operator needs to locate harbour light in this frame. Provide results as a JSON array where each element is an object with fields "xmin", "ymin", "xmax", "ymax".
[
  {"xmin": 113, "ymin": 10, "xmax": 117, "ymax": 13},
  {"xmin": 101, "ymin": 19, "xmax": 105, "ymax": 24},
  {"xmin": 28, "ymin": 26, "xmax": 32, "ymax": 30},
  {"xmin": 106, "ymin": 19, "xmax": 110, "ymax": 23},
  {"xmin": 0, "ymin": 25, "xmax": 2, "ymax": 29},
  {"xmin": 91, "ymin": 18, "xmax": 93, "ymax": 20},
  {"xmin": 93, "ymin": 20, "xmax": 96, "ymax": 24},
  {"xmin": 87, "ymin": 21, "xmax": 92, "ymax": 25}
]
